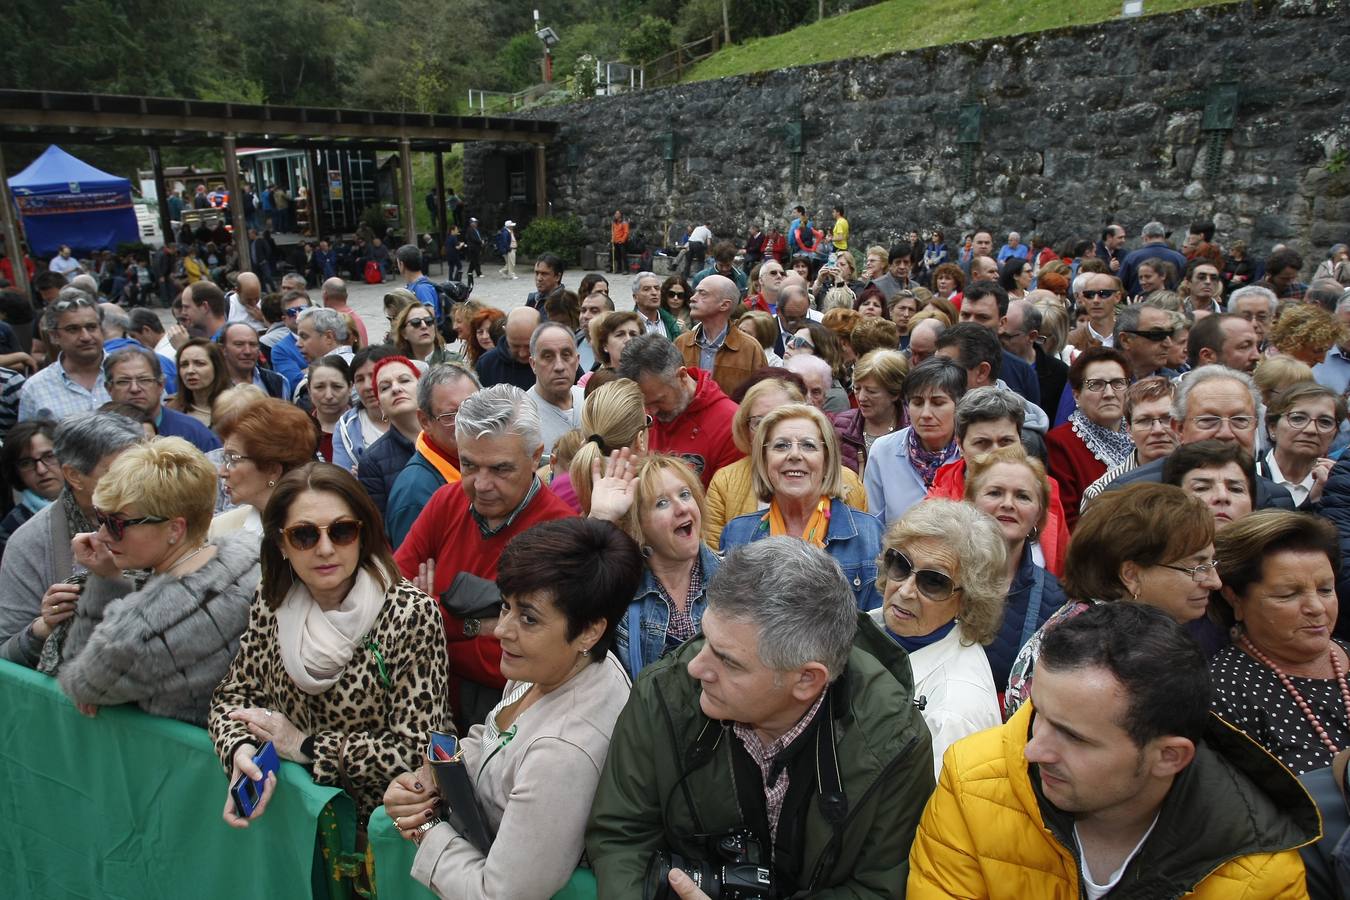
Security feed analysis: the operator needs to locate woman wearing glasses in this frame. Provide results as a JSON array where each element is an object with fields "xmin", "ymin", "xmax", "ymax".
[
  {"xmin": 1044, "ymin": 346, "xmax": 1134, "ymax": 530},
  {"xmin": 393, "ymin": 303, "xmax": 457, "ymax": 368},
  {"xmin": 1005, "ymin": 482, "xmax": 1219, "ymax": 716},
  {"xmin": 719, "ymin": 403, "xmax": 883, "ymax": 611},
  {"xmin": 659, "ymin": 275, "xmax": 692, "ymax": 331},
  {"xmin": 1209, "ymin": 511, "xmax": 1347, "ymax": 774},
  {"xmin": 55, "ymin": 438, "xmax": 258, "ymax": 724},
  {"xmin": 211, "ymin": 399, "xmax": 319, "ymax": 541},
  {"xmin": 871, "ymin": 499, "xmax": 1006, "ymax": 777},
  {"xmin": 1258, "ymin": 382, "xmax": 1343, "ymax": 509},
  {"xmin": 0, "ymin": 420, "xmax": 63, "ymax": 562},
  {"xmin": 210, "ymin": 462, "xmax": 449, "ymax": 826}
]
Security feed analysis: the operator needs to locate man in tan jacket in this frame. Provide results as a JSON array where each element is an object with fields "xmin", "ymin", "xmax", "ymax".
[{"xmin": 675, "ymin": 274, "xmax": 765, "ymax": 396}]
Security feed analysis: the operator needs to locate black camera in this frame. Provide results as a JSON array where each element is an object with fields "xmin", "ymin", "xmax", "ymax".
[{"xmin": 643, "ymin": 831, "xmax": 774, "ymax": 899}]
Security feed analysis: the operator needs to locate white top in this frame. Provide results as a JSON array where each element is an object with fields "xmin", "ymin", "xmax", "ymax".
[
  {"xmin": 867, "ymin": 610, "xmax": 1001, "ymax": 779},
  {"xmin": 1075, "ymin": 813, "xmax": 1160, "ymax": 899},
  {"xmin": 527, "ymin": 384, "xmax": 584, "ymax": 457},
  {"xmin": 1264, "ymin": 450, "xmax": 1314, "ymax": 507},
  {"xmin": 226, "ymin": 293, "xmax": 267, "ymax": 333},
  {"xmin": 689, "ymin": 225, "xmax": 713, "ymax": 245}
]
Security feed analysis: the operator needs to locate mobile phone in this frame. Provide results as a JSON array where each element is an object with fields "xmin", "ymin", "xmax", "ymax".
[{"xmin": 231, "ymin": 741, "xmax": 280, "ymax": 819}]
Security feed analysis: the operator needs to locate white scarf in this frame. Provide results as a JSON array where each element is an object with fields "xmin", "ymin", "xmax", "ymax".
[{"xmin": 276, "ymin": 564, "xmax": 391, "ymax": 695}]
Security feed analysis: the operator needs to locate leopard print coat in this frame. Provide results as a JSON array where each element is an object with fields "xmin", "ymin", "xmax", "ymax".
[{"xmin": 208, "ymin": 576, "xmax": 450, "ymax": 822}]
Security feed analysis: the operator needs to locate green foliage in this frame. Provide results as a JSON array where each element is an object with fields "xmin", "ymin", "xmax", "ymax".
[
  {"xmin": 553, "ymin": 22, "xmax": 625, "ymax": 77},
  {"xmin": 495, "ymin": 32, "xmax": 547, "ymax": 91},
  {"xmin": 622, "ymin": 15, "xmax": 676, "ymax": 64},
  {"xmin": 519, "ymin": 215, "xmax": 587, "ymax": 266},
  {"xmin": 572, "ymin": 56, "xmax": 600, "ymax": 100},
  {"xmin": 1328, "ymin": 149, "xmax": 1349, "ymax": 176}
]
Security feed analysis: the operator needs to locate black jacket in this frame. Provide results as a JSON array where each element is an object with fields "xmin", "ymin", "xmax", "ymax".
[
  {"xmin": 356, "ymin": 427, "xmax": 415, "ymax": 520},
  {"xmin": 1032, "ymin": 344, "xmax": 1069, "ymax": 421},
  {"xmin": 1109, "ymin": 455, "xmax": 1295, "ymax": 509},
  {"xmin": 475, "ymin": 337, "xmax": 536, "ymax": 391}
]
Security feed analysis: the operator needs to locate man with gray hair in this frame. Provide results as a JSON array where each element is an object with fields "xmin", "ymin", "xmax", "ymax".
[
  {"xmin": 295, "ymin": 306, "xmax": 354, "ymax": 366},
  {"xmin": 675, "ymin": 273, "xmax": 766, "ymax": 395},
  {"xmin": 394, "ymin": 383, "xmax": 576, "ymax": 731},
  {"xmin": 632, "ymin": 271, "xmax": 679, "ymax": 339},
  {"xmin": 0, "ymin": 410, "xmax": 143, "ymax": 666},
  {"xmin": 104, "ymin": 345, "xmax": 218, "ymax": 453},
  {"xmin": 1002, "ymin": 298, "xmax": 1068, "ymax": 419},
  {"xmin": 1227, "ymin": 284, "xmax": 1279, "ymax": 348},
  {"xmin": 19, "ymin": 294, "xmax": 111, "ymax": 422},
  {"xmin": 526, "ymin": 322, "xmax": 584, "ymax": 457},
  {"xmin": 1120, "ymin": 221, "xmax": 1187, "ymax": 297},
  {"xmin": 385, "ymin": 362, "xmax": 480, "ymax": 546},
  {"xmin": 587, "ymin": 537, "xmax": 935, "ymax": 898},
  {"xmin": 617, "ymin": 332, "xmax": 742, "ymax": 487}
]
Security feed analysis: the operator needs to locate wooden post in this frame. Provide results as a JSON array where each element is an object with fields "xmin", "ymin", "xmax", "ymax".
[
  {"xmin": 399, "ymin": 137, "xmax": 417, "ymax": 249},
  {"xmin": 148, "ymin": 145, "xmax": 174, "ymax": 249},
  {"xmin": 309, "ymin": 148, "xmax": 326, "ymax": 237},
  {"xmin": 534, "ymin": 145, "xmax": 547, "ymax": 219},
  {"xmin": 434, "ymin": 149, "xmax": 447, "ymax": 250},
  {"xmin": 221, "ymin": 135, "xmax": 252, "ymax": 273},
  {"xmin": 0, "ymin": 143, "xmax": 30, "ymax": 297}
]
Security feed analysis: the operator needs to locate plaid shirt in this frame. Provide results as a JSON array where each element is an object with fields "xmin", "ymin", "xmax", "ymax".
[
  {"xmin": 655, "ymin": 556, "xmax": 703, "ymax": 649},
  {"xmin": 17, "ymin": 355, "xmax": 110, "ymax": 423},
  {"xmin": 732, "ymin": 690, "xmax": 827, "ymax": 841}
]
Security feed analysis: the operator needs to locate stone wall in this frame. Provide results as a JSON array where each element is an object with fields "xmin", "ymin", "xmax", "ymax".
[{"xmin": 465, "ymin": 0, "xmax": 1350, "ymax": 268}]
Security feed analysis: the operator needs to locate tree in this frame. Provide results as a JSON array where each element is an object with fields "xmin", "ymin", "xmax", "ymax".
[{"xmin": 621, "ymin": 15, "xmax": 675, "ymax": 65}]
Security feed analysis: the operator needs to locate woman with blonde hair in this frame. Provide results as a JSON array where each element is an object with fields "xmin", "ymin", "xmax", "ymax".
[
  {"xmin": 830, "ymin": 348, "xmax": 907, "ymax": 474},
  {"xmin": 392, "ymin": 302, "xmax": 456, "ymax": 366},
  {"xmin": 1270, "ymin": 303, "xmax": 1345, "ymax": 366},
  {"xmin": 736, "ymin": 310, "xmax": 784, "ymax": 367},
  {"xmin": 54, "ymin": 437, "xmax": 260, "ymax": 724},
  {"xmin": 1032, "ymin": 298, "xmax": 1069, "ymax": 358},
  {"xmin": 563, "ymin": 378, "xmax": 650, "ymax": 514},
  {"xmin": 1253, "ymin": 356, "xmax": 1315, "ymax": 408},
  {"xmin": 704, "ymin": 377, "xmax": 868, "ymax": 547}
]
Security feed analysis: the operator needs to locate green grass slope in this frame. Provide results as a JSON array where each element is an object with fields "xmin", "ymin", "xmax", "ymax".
[{"xmin": 686, "ymin": 0, "xmax": 1240, "ymax": 81}]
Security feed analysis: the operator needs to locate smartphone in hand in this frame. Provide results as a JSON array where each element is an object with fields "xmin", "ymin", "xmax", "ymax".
[{"xmin": 231, "ymin": 741, "xmax": 280, "ymax": 819}]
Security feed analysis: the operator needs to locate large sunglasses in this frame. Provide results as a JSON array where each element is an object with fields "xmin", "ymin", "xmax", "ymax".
[
  {"xmin": 1122, "ymin": 329, "xmax": 1173, "ymax": 343},
  {"xmin": 882, "ymin": 548, "xmax": 960, "ymax": 602},
  {"xmin": 405, "ymin": 316, "xmax": 436, "ymax": 329},
  {"xmin": 1079, "ymin": 289, "xmax": 1119, "ymax": 300},
  {"xmin": 95, "ymin": 508, "xmax": 169, "ymax": 541},
  {"xmin": 281, "ymin": 519, "xmax": 363, "ymax": 551}
]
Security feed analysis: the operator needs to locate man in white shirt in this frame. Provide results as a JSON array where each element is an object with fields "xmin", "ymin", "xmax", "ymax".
[
  {"xmin": 48, "ymin": 245, "xmax": 83, "ymax": 282},
  {"xmin": 682, "ymin": 221, "xmax": 713, "ymax": 278},
  {"xmin": 525, "ymin": 322, "xmax": 583, "ymax": 457},
  {"xmin": 225, "ymin": 271, "xmax": 267, "ymax": 333}
]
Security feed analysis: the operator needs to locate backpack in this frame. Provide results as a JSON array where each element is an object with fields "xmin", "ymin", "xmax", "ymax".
[
  {"xmin": 363, "ymin": 260, "xmax": 382, "ymax": 284},
  {"xmin": 435, "ymin": 281, "xmax": 473, "ymax": 341}
]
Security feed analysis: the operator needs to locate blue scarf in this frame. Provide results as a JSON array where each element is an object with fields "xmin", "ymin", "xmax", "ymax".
[
  {"xmin": 885, "ymin": 618, "xmax": 958, "ymax": 655},
  {"xmin": 21, "ymin": 489, "xmax": 53, "ymax": 514}
]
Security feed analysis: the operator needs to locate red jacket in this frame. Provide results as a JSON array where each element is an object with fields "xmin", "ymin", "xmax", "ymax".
[
  {"xmin": 648, "ymin": 367, "xmax": 744, "ymax": 488},
  {"xmin": 1044, "ymin": 422, "xmax": 1109, "ymax": 532},
  {"xmin": 927, "ymin": 458, "xmax": 1068, "ymax": 577},
  {"xmin": 394, "ymin": 480, "xmax": 576, "ymax": 695}
]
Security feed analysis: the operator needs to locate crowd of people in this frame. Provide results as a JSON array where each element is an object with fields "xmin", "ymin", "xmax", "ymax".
[{"xmin": 4, "ymin": 212, "xmax": 1350, "ymax": 899}]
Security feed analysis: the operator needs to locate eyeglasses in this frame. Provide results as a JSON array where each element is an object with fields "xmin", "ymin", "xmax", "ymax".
[
  {"xmin": 1159, "ymin": 560, "xmax": 1220, "ymax": 583},
  {"xmin": 1189, "ymin": 414, "xmax": 1257, "ymax": 431},
  {"xmin": 57, "ymin": 322, "xmax": 102, "ymax": 337},
  {"xmin": 95, "ymin": 508, "xmax": 170, "ymax": 541},
  {"xmin": 220, "ymin": 450, "xmax": 253, "ymax": 469},
  {"xmin": 1130, "ymin": 414, "xmax": 1173, "ymax": 431},
  {"xmin": 1082, "ymin": 378, "xmax": 1128, "ymax": 394},
  {"xmin": 405, "ymin": 317, "xmax": 435, "ymax": 329},
  {"xmin": 16, "ymin": 451, "xmax": 58, "ymax": 473},
  {"xmin": 882, "ymin": 548, "xmax": 960, "ymax": 602},
  {"xmin": 1123, "ymin": 329, "xmax": 1173, "ymax": 343},
  {"xmin": 1280, "ymin": 411, "xmax": 1339, "ymax": 433},
  {"xmin": 433, "ymin": 410, "xmax": 459, "ymax": 427},
  {"xmin": 280, "ymin": 519, "xmax": 363, "ymax": 551},
  {"xmin": 111, "ymin": 376, "xmax": 161, "ymax": 390},
  {"xmin": 1079, "ymin": 289, "xmax": 1119, "ymax": 300},
  {"xmin": 285, "ymin": 306, "xmax": 307, "ymax": 317},
  {"xmin": 768, "ymin": 437, "xmax": 822, "ymax": 455},
  {"xmin": 785, "ymin": 335, "xmax": 814, "ymax": 350}
]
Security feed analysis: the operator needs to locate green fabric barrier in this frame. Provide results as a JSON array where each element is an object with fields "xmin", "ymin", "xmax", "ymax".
[
  {"xmin": 0, "ymin": 659, "xmax": 354, "ymax": 900},
  {"xmin": 366, "ymin": 806, "xmax": 597, "ymax": 900}
]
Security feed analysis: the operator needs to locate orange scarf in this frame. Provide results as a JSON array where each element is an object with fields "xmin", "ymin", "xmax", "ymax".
[
  {"xmin": 762, "ymin": 496, "xmax": 832, "ymax": 549},
  {"xmin": 416, "ymin": 432, "xmax": 461, "ymax": 484}
]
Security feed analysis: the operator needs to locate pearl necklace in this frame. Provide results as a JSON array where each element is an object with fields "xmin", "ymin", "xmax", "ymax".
[{"xmin": 1238, "ymin": 635, "xmax": 1350, "ymax": 754}]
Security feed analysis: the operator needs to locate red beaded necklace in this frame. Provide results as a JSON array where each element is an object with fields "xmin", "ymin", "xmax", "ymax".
[{"xmin": 1238, "ymin": 635, "xmax": 1350, "ymax": 754}]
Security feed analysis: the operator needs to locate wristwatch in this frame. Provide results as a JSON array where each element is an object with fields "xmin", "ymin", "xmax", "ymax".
[
  {"xmin": 462, "ymin": 617, "xmax": 481, "ymax": 638},
  {"xmin": 412, "ymin": 817, "xmax": 444, "ymax": 845}
]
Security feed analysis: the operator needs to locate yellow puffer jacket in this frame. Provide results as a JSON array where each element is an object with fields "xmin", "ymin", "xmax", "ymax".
[
  {"xmin": 908, "ymin": 704, "xmax": 1320, "ymax": 900},
  {"xmin": 702, "ymin": 456, "xmax": 868, "ymax": 548}
]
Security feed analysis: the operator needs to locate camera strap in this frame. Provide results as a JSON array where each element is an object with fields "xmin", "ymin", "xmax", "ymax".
[{"xmin": 814, "ymin": 689, "xmax": 848, "ymax": 827}]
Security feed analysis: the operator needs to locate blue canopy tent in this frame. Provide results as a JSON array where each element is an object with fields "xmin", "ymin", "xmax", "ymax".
[{"xmin": 8, "ymin": 145, "xmax": 139, "ymax": 256}]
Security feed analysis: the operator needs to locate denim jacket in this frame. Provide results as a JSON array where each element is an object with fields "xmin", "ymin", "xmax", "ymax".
[
  {"xmin": 720, "ymin": 498, "xmax": 883, "ymax": 611},
  {"xmin": 615, "ymin": 544, "xmax": 720, "ymax": 680}
]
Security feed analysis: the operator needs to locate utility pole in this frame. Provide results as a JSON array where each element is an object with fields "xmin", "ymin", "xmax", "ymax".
[{"xmin": 722, "ymin": 0, "xmax": 731, "ymax": 45}]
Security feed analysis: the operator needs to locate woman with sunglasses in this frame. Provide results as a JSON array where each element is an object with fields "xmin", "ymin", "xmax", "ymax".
[
  {"xmin": 393, "ymin": 303, "xmax": 456, "ymax": 367},
  {"xmin": 382, "ymin": 518, "xmax": 642, "ymax": 898},
  {"xmin": 1044, "ymin": 346, "xmax": 1134, "ymax": 530},
  {"xmin": 211, "ymin": 399, "xmax": 319, "ymax": 541},
  {"xmin": 659, "ymin": 275, "xmax": 692, "ymax": 331},
  {"xmin": 171, "ymin": 338, "xmax": 231, "ymax": 428},
  {"xmin": 720, "ymin": 403, "xmax": 883, "ymax": 611},
  {"xmin": 55, "ymin": 438, "xmax": 258, "ymax": 724},
  {"xmin": 871, "ymin": 499, "xmax": 1006, "ymax": 777},
  {"xmin": 1260, "ymin": 382, "xmax": 1343, "ymax": 509},
  {"xmin": 0, "ymin": 420, "xmax": 63, "ymax": 562},
  {"xmin": 1005, "ymin": 482, "xmax": 1219, "ymax": 716},
  {"xmin": 210, "ymin": 462, "xmax": 449, "ymax": 827}
]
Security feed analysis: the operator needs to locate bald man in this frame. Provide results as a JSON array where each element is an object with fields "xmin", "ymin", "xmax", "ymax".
[
  {"xmin": 476, "ymin": 306, "xmax": 540, "ymax": 390},
  {"xmin": 675, "ymin": 273, "xmax": 765, "ymax": 394},
  {"xmin": 321, "ymin": 276, "xmax": 368, "ymax": 346},
  {"xmin": 226, "ymin": 271, "xmax": 267, "ymax": 333}
]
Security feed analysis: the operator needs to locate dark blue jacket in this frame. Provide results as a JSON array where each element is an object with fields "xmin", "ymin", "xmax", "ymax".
[
  {"xmin": 475, "ymin": 337, "xmax": 536, "ymax": 391},
  {"xmin": 157, "ymin": 406, "xmax": 221, "ymax": 453},
  {"xmin": 269, "ymin": 333, "xmax": 307, "ymax": 395},
  {"xmin": 1317, "ymin": 457, "xmax": 1350, "ymax": 641},
  {"xmin": 356, "ymin": 427, "xmax": 416, "ymax": 520},
  {"xmin": 1108, "ymin": 455, "xmax": 1295, "ymax": 510},
  {"xmin": 385, "ymin": 446, "xmax": 449, "ymax": 548},
  {"xmin": 313, "ymin": 248, "xmax": 337, "ymax": 279},
  {"xmin": 985, "ymin": 543, "xmax": 1065, "ymax": 692},
  {"xmin": 1119, "ymin": 243, "xmax": 1188, "ymax": 296},
  {"xmin": 253, "ymin": 366, "xmax": 289, "ymax": 401},
  {"xmin": 999, "ymin": 350, "xmax": 1041, "ymax": 409}
]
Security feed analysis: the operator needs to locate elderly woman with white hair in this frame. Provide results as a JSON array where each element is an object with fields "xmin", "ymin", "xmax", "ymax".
[
  {"xmin": 872, "ymin": 498, "xmax": 1006, "ymax": 776},
  {"xmin": 719, "ymin": 403, "xmax": 884, "ymax": 610}
]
